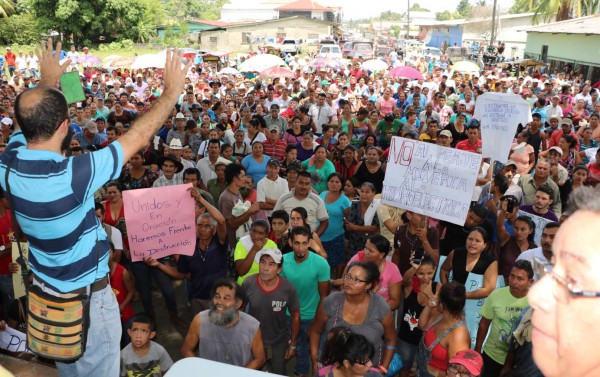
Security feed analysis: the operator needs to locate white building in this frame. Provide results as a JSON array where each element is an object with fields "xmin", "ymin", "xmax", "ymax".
[{"xmin": 221, "ymin": 0, "xmax": 342, "ymax": 23}]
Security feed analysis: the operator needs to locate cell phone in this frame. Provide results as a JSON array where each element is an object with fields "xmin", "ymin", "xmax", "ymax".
[
  {"xmin": 59, "ymin": 72, "xmax": 86, "ymax": 104},
  {"xmin": 506, "ymin": 198, "xmax": 515, "ymax": 213},
  {"xmin": 413, "ymin": 247, "xmax": 425, "ymax": 265}
]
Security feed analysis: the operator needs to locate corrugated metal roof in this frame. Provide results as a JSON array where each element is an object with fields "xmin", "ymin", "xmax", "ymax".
[
  {"xmin": 523, "ymin": 14, "xmax": 600, "ymax": 35},
  {"xmin": 275, "ymin": 0, "xmax": 331, "ymax": 11}
]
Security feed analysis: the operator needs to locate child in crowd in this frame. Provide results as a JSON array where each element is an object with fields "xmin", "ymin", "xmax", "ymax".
[{"xmin": 120, "ymin": 313, "xmax": 173, "ymax": 377}]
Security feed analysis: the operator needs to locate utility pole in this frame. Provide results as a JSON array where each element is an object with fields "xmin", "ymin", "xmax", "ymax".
[
  {"xmin": 490, "ymin": 0, "xmax": 498, "ymax": 45},
  {"xmin": 406, "ymin": 0, "xmax": 410, "ymax": 39}
]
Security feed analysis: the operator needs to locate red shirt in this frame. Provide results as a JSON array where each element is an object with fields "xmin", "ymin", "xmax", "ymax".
[
  {"xmin": 4, "ymin": 52, "xmax": 16, "ymax": 66},
  {"xmin": 0, "ymin": 210, "xmax": 13, "ymax": 275},
  {"xmin": 263, "ymin": 138, "xmax": 287, "ymax": 162},
  {"xmin": 455, "ymin": 139, "xmax": 482, "ymax": 153},
  {"xmin": 110, "ymin": 263, "xmax": 135, "ymax": 323},
  {"xmin": 548, "ymin": 130, "xmax": 580, "ymax": 150}
]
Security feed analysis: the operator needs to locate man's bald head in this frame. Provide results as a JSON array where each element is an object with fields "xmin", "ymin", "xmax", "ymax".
[{"xmin": 15, "ymin": 85, "xmax": 68, "ymax": 142}]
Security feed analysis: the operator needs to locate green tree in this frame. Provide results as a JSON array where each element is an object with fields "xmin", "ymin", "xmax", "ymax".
[
  {"xmin": 31, "ymin": 0, "xmax": 148, "ymax": 45},
  {"xmin": 436, "ymin": 10, "xmax": 455, "ymax": 20},
  {"xmin": 510, "ymin": 0, "xmax": 599, "ymax": 21},
  {"xmin": 456, "ymin": 0, "xmax": 472, "ymax": 17},
  {"xmin": 164, "ymin": 0, "xmax": 230, "ymax": 20},
  {"xmin": 0, "ymin": 13, "xmax": 40, "ymax": 45},
  {"xmin": 410, "ymin": 2, "xmax": 431, "ymax": 11},
  {"xmin": 0, "ymin": 0, "xmax": 15, "ymax": 18}
]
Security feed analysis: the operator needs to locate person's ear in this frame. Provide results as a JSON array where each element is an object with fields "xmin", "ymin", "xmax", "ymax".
[
  {"xmin": 236, "ymin": 299, "xmax": 243, "ymax": 310},
  {"xmin": 149, "ymin": 330, "xmax": 156, "ymax": 340}
]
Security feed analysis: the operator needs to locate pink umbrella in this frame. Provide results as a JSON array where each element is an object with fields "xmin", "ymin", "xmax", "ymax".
[
  {"xmin": 259, "ymin": 66, "xmax": 294, "ymax": 79},
  {"xmin": 389, "ymin": 66, "xmax": 423, "ymax": 80}
]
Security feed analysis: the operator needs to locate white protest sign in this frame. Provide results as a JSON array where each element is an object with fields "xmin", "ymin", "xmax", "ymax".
[
  {"xmin": 0, "ymin": 327, "xmax": 30, "ymax": 353},
  {"xmin": 12, "ymin": 242, "xmax": 29, "ymax": 299},
  {"xmin": 518, "ymin": 210, "xmax": 552, "ymax": 246},
  {"xmin": 123, "ymin": 184, "xmax": 196, "ymax": 262},
  {"xmin": 382, "ymin": 137, "xmax": 482, "ymax": 226},
  {"xmin": 474, "ymin": 93, "xmax": 532, "ymax": 164}
]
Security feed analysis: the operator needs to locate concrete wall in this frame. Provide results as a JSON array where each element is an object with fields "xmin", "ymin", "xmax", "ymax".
[
  {"xmin": 525, "ymin": 32, "xmax": 600, "ymax": 64},
  {"xmin": 200, "ymin": 19, "xmax": 331, "ymax": 52}
]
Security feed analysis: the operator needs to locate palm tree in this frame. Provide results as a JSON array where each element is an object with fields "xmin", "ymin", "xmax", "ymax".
[
  {"xmin": 0, "ymin": 0, "xmax": 15, "ymax": 18},
  {"xmin": 532, "ymin": 0, "xmax": 600, "ymax": 23}
]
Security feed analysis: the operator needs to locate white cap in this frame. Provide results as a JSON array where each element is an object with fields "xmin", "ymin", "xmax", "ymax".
[
  {"xmin": 169, "ymin": 139, "xmax": 183, "ymax": 150},
  {"xmin": 255, "ymin": 247, "xmax": 282, "ymax": 264},
  {"xmin": 175, "ymin": 112, "xmax": 186, "ymax": 119},
  {"xmin": 1, "ymin": 117, "xmax": 13, "ymax": 126}
]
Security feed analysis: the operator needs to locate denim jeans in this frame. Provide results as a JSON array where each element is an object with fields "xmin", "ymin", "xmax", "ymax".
[
  {"xmin": 56, "ymin": 285, "xmax": 121, "ymax": 377},
  {"xmin": 0, "ymin": 274, "xmax": 14, "ymax": 319},
  {"xmin": 288, "ymin": 317, "xmax": 313, "ymax": 375},
  {"xmin": 131, "ymin": 261, "xmax": 177, "ymax": 315}
]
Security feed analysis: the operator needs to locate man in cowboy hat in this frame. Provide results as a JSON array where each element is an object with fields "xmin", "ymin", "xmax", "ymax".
[{"xmin": 153, "ymin": 154, "xmax": 184, "ymax": 187}]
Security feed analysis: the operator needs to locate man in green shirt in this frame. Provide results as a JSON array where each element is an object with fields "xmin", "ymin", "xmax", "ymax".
[
  {"xmin": 475, "ymin": 260, "xmax": 534, "ymax": 377},
  {"xmin": 376, "ymin": 113, "xmax": 402, "ymax": 149}
]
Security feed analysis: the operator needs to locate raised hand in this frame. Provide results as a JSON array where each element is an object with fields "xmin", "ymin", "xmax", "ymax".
[
  {"xmin": 162, "ymin": 48, "xmax": 193, "ymax": 98},
  {"xmin": 37, "ymin": 38, "xmax": 71, "ymax": 86}
]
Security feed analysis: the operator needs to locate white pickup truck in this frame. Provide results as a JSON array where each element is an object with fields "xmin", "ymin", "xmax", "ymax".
[{"xmin": 280, "ymin": 39, "xmax": 301, "ymax": 55}]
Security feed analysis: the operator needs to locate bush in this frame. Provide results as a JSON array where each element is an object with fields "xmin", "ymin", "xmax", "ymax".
[
  {"xmin": 0, "ymin": 14, "xmax": 41, "ymax": 46},
  {"xmin": 98, "ymin": 44, "xmax": 110, "ymax": 51},
  {"xmin": 121, "ymin": 39, "xmax": 134, "ymax": 51},
  {"xmin": 109, "ymin": 41, "xmax": 123, "ymax": 50}
]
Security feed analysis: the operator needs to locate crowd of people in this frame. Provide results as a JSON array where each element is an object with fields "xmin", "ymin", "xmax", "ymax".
[{"xmin": 0, "ymin": 39, "xmax": 600, "ymax": 377}]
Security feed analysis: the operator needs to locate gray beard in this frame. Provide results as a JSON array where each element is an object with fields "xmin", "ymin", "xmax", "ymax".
[{"xmin": 208, "ymin": 305, "xmax": 238, "ymax": 326}]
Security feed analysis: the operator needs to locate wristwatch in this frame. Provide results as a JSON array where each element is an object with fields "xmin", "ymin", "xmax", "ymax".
[{"xmin": 0, "ymin": 245, "xmax": 5, "ymax": 252}]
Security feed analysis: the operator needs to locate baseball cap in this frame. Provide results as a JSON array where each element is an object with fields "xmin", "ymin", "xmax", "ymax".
[
  {"xmin": 267, "ymin": 159, "xmax": 281, "ymax": 167},
  {"xmin": 448, "ymin": 350, "xmax": 483, "ymax": 375},
  {"xmin": 504, "ymin": 159, "xmax": 517, "ymax": 168},
  {"xmin": 270, "ymin": 104, "xmax": 280, "ymax": 111},
  {"xmin": 84, "ymin": 120, "xmax": 98, "ymax": 133},
  {"xmin": 549, "ymin": 146, "xmax": 563, "ymax": 156},
  {"xmin": 439, "ymin": 130, "xmax": 452, "ymax": 138},
  {"xmin": 0, "ymin": 117, "xmax": 13, "ymax": 126},
  {"xmin": 255, "ymin": 247, "xmax": 282, "ymax": 264},
  {"xmin": 136, "ymin": 73, "xmax": 143, "ymax": 78},
  {"xmin": 268, "ymin": 125, "xmax": 280, "ymax": 133},
  {"xmin": 169, "ymin": 139, "xmax": 183, "ymax": 150},
  {"xmin": 560, "ymin": 118, "xmax": 573, "ymax": 127},
  {"xmin": 175, "ymin": 112, "xmax": 186, "ymax": 119}
]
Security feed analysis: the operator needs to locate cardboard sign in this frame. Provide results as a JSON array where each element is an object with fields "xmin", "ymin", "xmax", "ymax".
[
  {"xmin": 382, "ymin": 137, "xmax": 482, "ymax": 226},
  {"xmin": 0, "ymin": 326, "xmax": 29, "ymax": 353},
  {"xmin": 12, "ymin": 242, "xmax": 29, "ymax": 299},
  {"xmin": 123, "ymin": 184, "xmax": 196, "ymax": 262},
  {"xmin": 474, "ymin": 93, "xmax": 532, "ymax": 163}
]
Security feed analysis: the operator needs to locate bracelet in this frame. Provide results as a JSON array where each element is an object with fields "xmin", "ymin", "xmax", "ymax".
[
  {"xmin": 385, "ymin": 345, "xmax": 396, "ymax": 350},
  {"xmin": 378, "ymin": 365, "xmax": 388, "ymax": 374},
  {"xmin": 288, "ymin": 345, "xmax": 297, "ymax": 350}
]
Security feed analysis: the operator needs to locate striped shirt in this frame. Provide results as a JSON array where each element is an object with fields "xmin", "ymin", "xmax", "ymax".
[{"xmin": 0, "ymin": 131, "xmax": 124, "ymax": 293}]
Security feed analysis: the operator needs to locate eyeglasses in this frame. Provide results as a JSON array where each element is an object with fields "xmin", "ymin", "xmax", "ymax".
[
  {"xmin": 343, "ymin": 274, "xmax": 367, "ymax": 284},
  {"xmin": 533, "ymin": 257, "xmax": 600, "ymax": 301},
  {"xmin": 447, "ymin": 364, "xmax": 472, "ymax": 376},
  {"xmin": 350, "ymin": 358, "xmax": 372, "ymax": 366}
]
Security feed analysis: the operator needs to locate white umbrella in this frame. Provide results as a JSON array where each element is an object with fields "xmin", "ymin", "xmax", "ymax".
[
  {"xmin": 218, "ymin": 67, "xmax": 240, "ymax": 75},
  {"xmin": 362, "ymin": 59, "xmax": 389, "ymax": 72},
  {"xmin": 238, "ymin": 54, "xmax": 287, "ymax": 73},
  {"xmin": 131, "ymin": 51, "xmax": 167, "ymax": 69}
]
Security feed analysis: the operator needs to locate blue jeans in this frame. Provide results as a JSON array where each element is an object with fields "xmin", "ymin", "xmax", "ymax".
[
  {"xmin": 131, "ymin": 261, "xmax": 178, "ymax": 315},
  {"xmin": 288, "ymin": 317, "xmax": 313, "ymax": 374},
  {"xmin": 56, "ymin": 285, "xmax": 121, "ymax": 377}
]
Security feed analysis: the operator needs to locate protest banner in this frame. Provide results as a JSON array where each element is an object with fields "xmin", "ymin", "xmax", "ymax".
[
  {"xmin": 474, "ymin": 93, "xmax": 532, "ymax": 164},
  {"xmin": 123, "ymin": 184, "xmax": 196, "ymax": 262},
  {"xmin": 382, "ymin": 137, "xmax": 482, "ymax": 226},
  {"xmin": 461, "ymin": 273, "xmax": 505, "ymax": 348},
  {"xmin": 0, "ymin": 326, "xmax": 29, "ymax": 353},
  {"xmin": 518, "ymin": 210, "xmax": 552, "ymax": 246},
  {"xmin": 12, "ymin": 242, "xmax": 29, "ymax": 299}
]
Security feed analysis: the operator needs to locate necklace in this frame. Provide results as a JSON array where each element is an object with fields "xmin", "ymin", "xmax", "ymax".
[
  {"xmin": 213, "ymin": 324, "xmax": 233, "ymax": 362},
  {"xmin": 405, "ymin": 226, "xmax": 419, "ymax": 253},
  {"xmin": 197, "ymin": 239, "xmax": 210, "ymax": 262}
]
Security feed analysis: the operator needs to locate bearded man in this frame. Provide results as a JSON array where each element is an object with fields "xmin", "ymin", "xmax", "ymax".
[{"xmin": 181, "ymin": 277, "xmax": 266, "ymax": 369}]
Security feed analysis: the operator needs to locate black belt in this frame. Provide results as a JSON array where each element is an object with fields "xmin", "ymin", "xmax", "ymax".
[{"xmin": 71, "ymin": 274, "xmax": 109, "ymax": 294}]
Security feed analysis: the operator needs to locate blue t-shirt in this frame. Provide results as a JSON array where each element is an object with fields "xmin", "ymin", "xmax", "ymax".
[
  {"xmin": 319, "ymin": 191, "xmax": 351, "ymax": 241},
  {"xmin": 0, "ymin": 132, "xmax": 124, "ymax": 292},
  {"xmin": 242, "ymin": 154, "xmax": 270, "ymax": 186},
  {"xmin": 280, "ymin": 251, "xmax": 330, "ymax": 320}
]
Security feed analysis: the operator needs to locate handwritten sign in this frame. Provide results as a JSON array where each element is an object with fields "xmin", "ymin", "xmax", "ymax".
[
  {"xmin": 382, "ymin": 137, "xmax": 482, "ymax": 226},
  {"xmin": 474, "ymin": 93, "xmax": 532, "ymax": 163},
  {"xmin": 123, "ymin": 184, "xmax": 196, "ymax": 262},
  {"xmin": 518, "ymin": 210, "xmax": 551, "ymax": 246},
  {"xmin": 12, "ymin": 242, "xmax": 29, "ymax": 299},
  {"xmin": 0, "ymin": 327, "xmax": 30, "ymax": 353}
]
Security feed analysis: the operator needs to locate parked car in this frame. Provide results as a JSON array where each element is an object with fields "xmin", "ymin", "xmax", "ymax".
[
  {"xmin": 281, "ymin": 39, "xmax": 301, "ymax": 55},
  {"xmin": 342, "ymin": 41, "xmax": 353, "ymax": 58},
  {"xmin": 422, "ymin": 47, "xmax": 442, "ymax": 62},
  {"xmin": 376, "ymin": 46, "xmax": 391, "ymax": 57},
  {"xmin": 318, "ymin": 45, "xmax": 342, "ymax": 59},
  {"xmin": 348, "ymin": 42, "xmax": 374, "ymax": 59}
]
